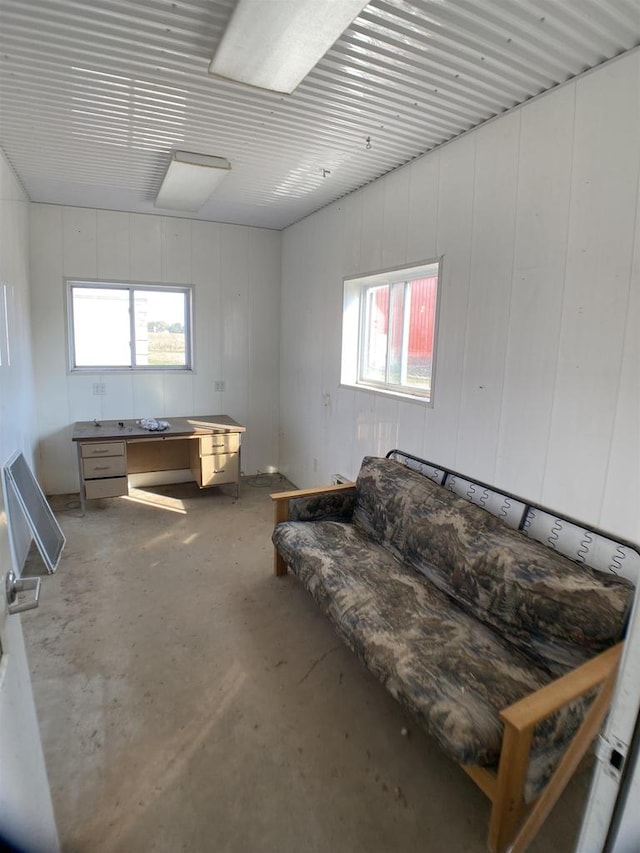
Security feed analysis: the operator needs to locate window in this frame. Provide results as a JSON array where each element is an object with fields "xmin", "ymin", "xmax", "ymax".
[
  {"xmin": 341, "ymin": 260, "xmax": 440, "ymax": 402},
  {"xmin": 67, "ymin": 281, "xmax": 192, "ymax": 371}
]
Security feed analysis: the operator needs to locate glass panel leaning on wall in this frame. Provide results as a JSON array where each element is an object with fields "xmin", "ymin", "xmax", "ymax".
[{"xmin": 341, "ymin": 259, "xmax": 441, "ymax": 403}]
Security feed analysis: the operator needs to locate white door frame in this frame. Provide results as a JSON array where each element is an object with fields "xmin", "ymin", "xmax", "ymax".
[
  {"xmin": 577, "ymin": 583, "xmax": 640, "ymax": 852},
  {"xmin": 0, "ymin": 499, "xmax": 59, "ymax": 852}
]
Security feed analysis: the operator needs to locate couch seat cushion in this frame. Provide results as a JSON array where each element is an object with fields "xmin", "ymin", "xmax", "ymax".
[{"xmin": 273, "ymin": 519, "xmax": 571, "ymax": 768}]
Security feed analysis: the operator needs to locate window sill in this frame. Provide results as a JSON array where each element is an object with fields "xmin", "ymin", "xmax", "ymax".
[
  {"xmin": 339, "ymin": 381, "xmax": 433, "ymax": 406},
  {"xmin": 69, "ymin": 366, "xmax": 194, "ymax": 374}
]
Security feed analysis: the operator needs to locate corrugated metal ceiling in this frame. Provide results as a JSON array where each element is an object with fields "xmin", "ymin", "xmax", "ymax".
[{"xmin": 1, "ymin": 0, "xmax": 639, "ymax": 229}]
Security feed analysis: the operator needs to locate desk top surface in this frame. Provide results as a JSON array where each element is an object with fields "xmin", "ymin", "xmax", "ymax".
[{"xmin": 72, "ymin": 414, "xmax": 246, "ymax": 442}]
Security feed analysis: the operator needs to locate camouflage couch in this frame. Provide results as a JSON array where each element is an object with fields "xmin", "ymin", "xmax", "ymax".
[{"xmin": 271, "ymin": 455, "xmax": 634, "ymax": 851}]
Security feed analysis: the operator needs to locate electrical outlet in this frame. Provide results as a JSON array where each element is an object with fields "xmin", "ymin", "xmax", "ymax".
[
  {"xmin": 92, "ymin": 382, "xmax": 106, "ymax": 395},
  {"xmin": 214, "ymin": 380, "xmax": 225, "ymax": 392},
  {"xmin": 313, "ymin": 457, "xmax": 318, "ymax": 473}
]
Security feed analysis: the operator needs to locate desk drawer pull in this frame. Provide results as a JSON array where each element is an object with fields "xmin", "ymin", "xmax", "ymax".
[
  {"xmin": 83, "ymin": 456, "xmax": 127, "ymax": 478},
  {"xmin": 199, "ymin": 433, "xmax": 240, "ymax": 455},
  {"xmin": 84, "ymin": 476, "xmax": 128, "ymax": 499},
  {"xmin": 81, "ymin": 441, "xmax": 125, "ymax": 458},
  {"xmin": 198, "ymin": 452, "xmax": 238, "ymax": 486}
]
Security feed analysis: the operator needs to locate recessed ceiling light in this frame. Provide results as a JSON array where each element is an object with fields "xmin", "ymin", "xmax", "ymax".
[
  {"xmin": 155, "ymin": 151, "xmax": 231, "ymax": 212},
  {"xmin": 209, "ymin": 0, "xmax": 369, "ymax": 95}
]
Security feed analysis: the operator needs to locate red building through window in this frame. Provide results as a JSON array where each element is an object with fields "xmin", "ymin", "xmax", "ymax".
[{"xmin": 362, "ymin": 275, "xmax": 437, "ymax": 392}]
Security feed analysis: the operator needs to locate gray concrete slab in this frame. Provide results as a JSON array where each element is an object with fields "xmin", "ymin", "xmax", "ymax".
[{"xmin": 23, "ymin": 477, "xmax": 591, "ymax": 852}]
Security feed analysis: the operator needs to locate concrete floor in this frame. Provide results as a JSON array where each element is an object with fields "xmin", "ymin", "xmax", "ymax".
[{"xmin": 23, "ymin": 477, "xmax": 592, "ymax": 853}]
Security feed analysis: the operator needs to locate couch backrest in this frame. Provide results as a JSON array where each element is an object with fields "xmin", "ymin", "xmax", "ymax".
[
  {"xmin": 353, "ymin": 454, "xmax": 486, "ymax": 552},
  {"xmin": 353, "ymin": 456, "xmax": 634, "ymax": 673}
]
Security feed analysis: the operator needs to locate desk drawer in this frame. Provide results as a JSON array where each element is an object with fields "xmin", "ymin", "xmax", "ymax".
[
  {"xmin": 83, "ymin": 456, "xmax": 127, "ymax": 479},
  {"xmin": 81, "ymin": 441, "xmax": 125, "ymax": 459},
  {"xmin": 199, "ymin": 433, "xmax": 240, "ymax": 455},
  {"xmin": 200, "ymin": 452, "xmax": 239, "ymax": 486},
  {"xmin": 84, "ymin": 476, "xmax": 128, "ymax": 499}
]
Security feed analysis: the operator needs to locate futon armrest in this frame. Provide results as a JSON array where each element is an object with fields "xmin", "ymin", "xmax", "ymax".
[
  {"xmin": 489, "ymin": 642, "xmax": 623, "ymax": 852},
  {"xmin": 500, "ymin": 642, "xmax": 623, "ymax": 732},
  {"xmin": 270, "ymin": 483, "xmax": 356, "ymax": 576},
  {"xmin": 270, "ymin": 482, "xmax": 355, "ymax": 503},
  {"xmin": 271, "ymin": 482, "xmax": 356, "ymax": 523}
]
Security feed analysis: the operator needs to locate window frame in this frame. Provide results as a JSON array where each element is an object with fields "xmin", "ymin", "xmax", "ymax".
[
  {"xmin": 341, "ymin": 258, "xmax": 442, "ymax": 404},
  {"xmin": 66, "ymin": 279, "xmax": 194, "ymax": 373}
]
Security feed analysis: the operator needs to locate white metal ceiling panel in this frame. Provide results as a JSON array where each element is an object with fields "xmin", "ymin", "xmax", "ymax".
[{"xmin": 1, "ymin": 0, "xmax": 639, "ymax": 229}]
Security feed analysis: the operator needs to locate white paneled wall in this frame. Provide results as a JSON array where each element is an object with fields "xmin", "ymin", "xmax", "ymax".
[
  {"xmin": 280, "ymin": 50, "xmax": 640, "ymax": 543},
  {"xmin": 0, "ymin": 156, "xmax": 35, "ymax": 465},
  {"xmin": 0, "ymin": 148, "xmax": 59, "ymax": 852},
  {"xmin": 30, "ymin": 206, "xmax": 281, "ymax": 493}
]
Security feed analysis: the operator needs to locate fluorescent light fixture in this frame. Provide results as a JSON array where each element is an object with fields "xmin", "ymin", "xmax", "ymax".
[
  {"xmin": 209, "ymin": 0, "xmax": 369, "ymax": 95},
  {"xmin": 155, "ymin": 151, "xmax": 231, "ymax": 212}
]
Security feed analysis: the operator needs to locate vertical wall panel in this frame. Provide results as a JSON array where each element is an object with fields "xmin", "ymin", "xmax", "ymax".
[
  {"xmin": 543, "ymin": 55, "xmax": 640, "ymax": 520},
  {"xmin": 406, "ymin": 152, "xmax": 440, "ymax": 263},
  {"xmin": 320, "ymin": 205, "xmax": 347, "ymax": 392},
  {"xmin": 62, "ymin": 207, "xmax": 97, "ymax": 278},
  {"xmin": 160, "ymin": 217, "xmax": 191, "ymax": 284},
  {"xmin": 247, "ymin": 227, "xmax": 281, "ymax": 474},
  {"xmin": 396, "ymin": 399, "xmax": 426, "ymax": 459},
  {"xmin": 317, "ymin": 207, "xmax": 344, "ymax": 482},
  {"xmin": 351, "ymin": 391, "xmax": 377, "ymax": 465},
  {"xmin": 328, "ymin": 387, "xmax": 357, "ymax": 480},
  {"xmin": 31, "ymin": 322, "xmax": 70, "ymax": 427},
  {"xmin": 373, "ymin": 394, "xmax": 400, "ymax": 458},
  {"xmin": 162, "ymin": 372, "xmax": 194, "ymax": 419},
  {"xmin": 130, "ymin": 213, "xmax": 162, "ymax": 282},
  {"xmin": 30, "ymin": 205, "xmax": 62, "ymax": 287},
  {"xmin": 131, "ymin": 373, "xmax": 164, "ymax": 419},
  {"xmin": 381, "ymin": 166, "xmax": 410, "ymax": 269},
  {"xmin": 455, "ymin": 112, "xmax": 520, "ymax": 482},
  {"xmin": 328, "ymin": 196, "xmax": 362, "ymax": 478},
  {"xmin": 341, "ymin": 191, "xmax": 363, "ymax": 278},
  {"xmin": 425, "ymin": 132, "xmax": 476, "ymax": 465},
  {"xmin": 100, "ymin": 373, "xmax": 135, "ymax": 420},
  {"xmin": 0, "ymin": 155, "xmax": 36, "ymax": 457},
  {"xmin": 599, "ymin": 206, "xmax": 640, "ymax": 539},
  {"xmin": 67, "ymin": 374, "xmax": 101, "ymax": 424},
  {"xmin": 495, "ymin": 85, "xmax": 576, "ymax": 499},
  {"xmin": 359, "ymin": 178, "xmax": 385, "ymax": 272},
  {"xmin": 96, "ymin": 210, "xmax": 130, "ymax": 280},
  {"xmin": 30, "ymin": 204, "xmax": 75, "ymax": 486},
  {"xmin": 278, "ymin": 223, "xmax": 304, "ymax": 479},
  {"xmin": 298, "ymin": 213, "xmax": 326, "ymax": 484},
  {"xmin": 29, "ymin": 205, "xmax": 68, "ymax": 433}
]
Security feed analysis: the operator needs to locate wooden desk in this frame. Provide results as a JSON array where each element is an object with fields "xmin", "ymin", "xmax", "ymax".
[{"xmin": 72, "ymin": 415, "xmax": 246, "ymax": 512}]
